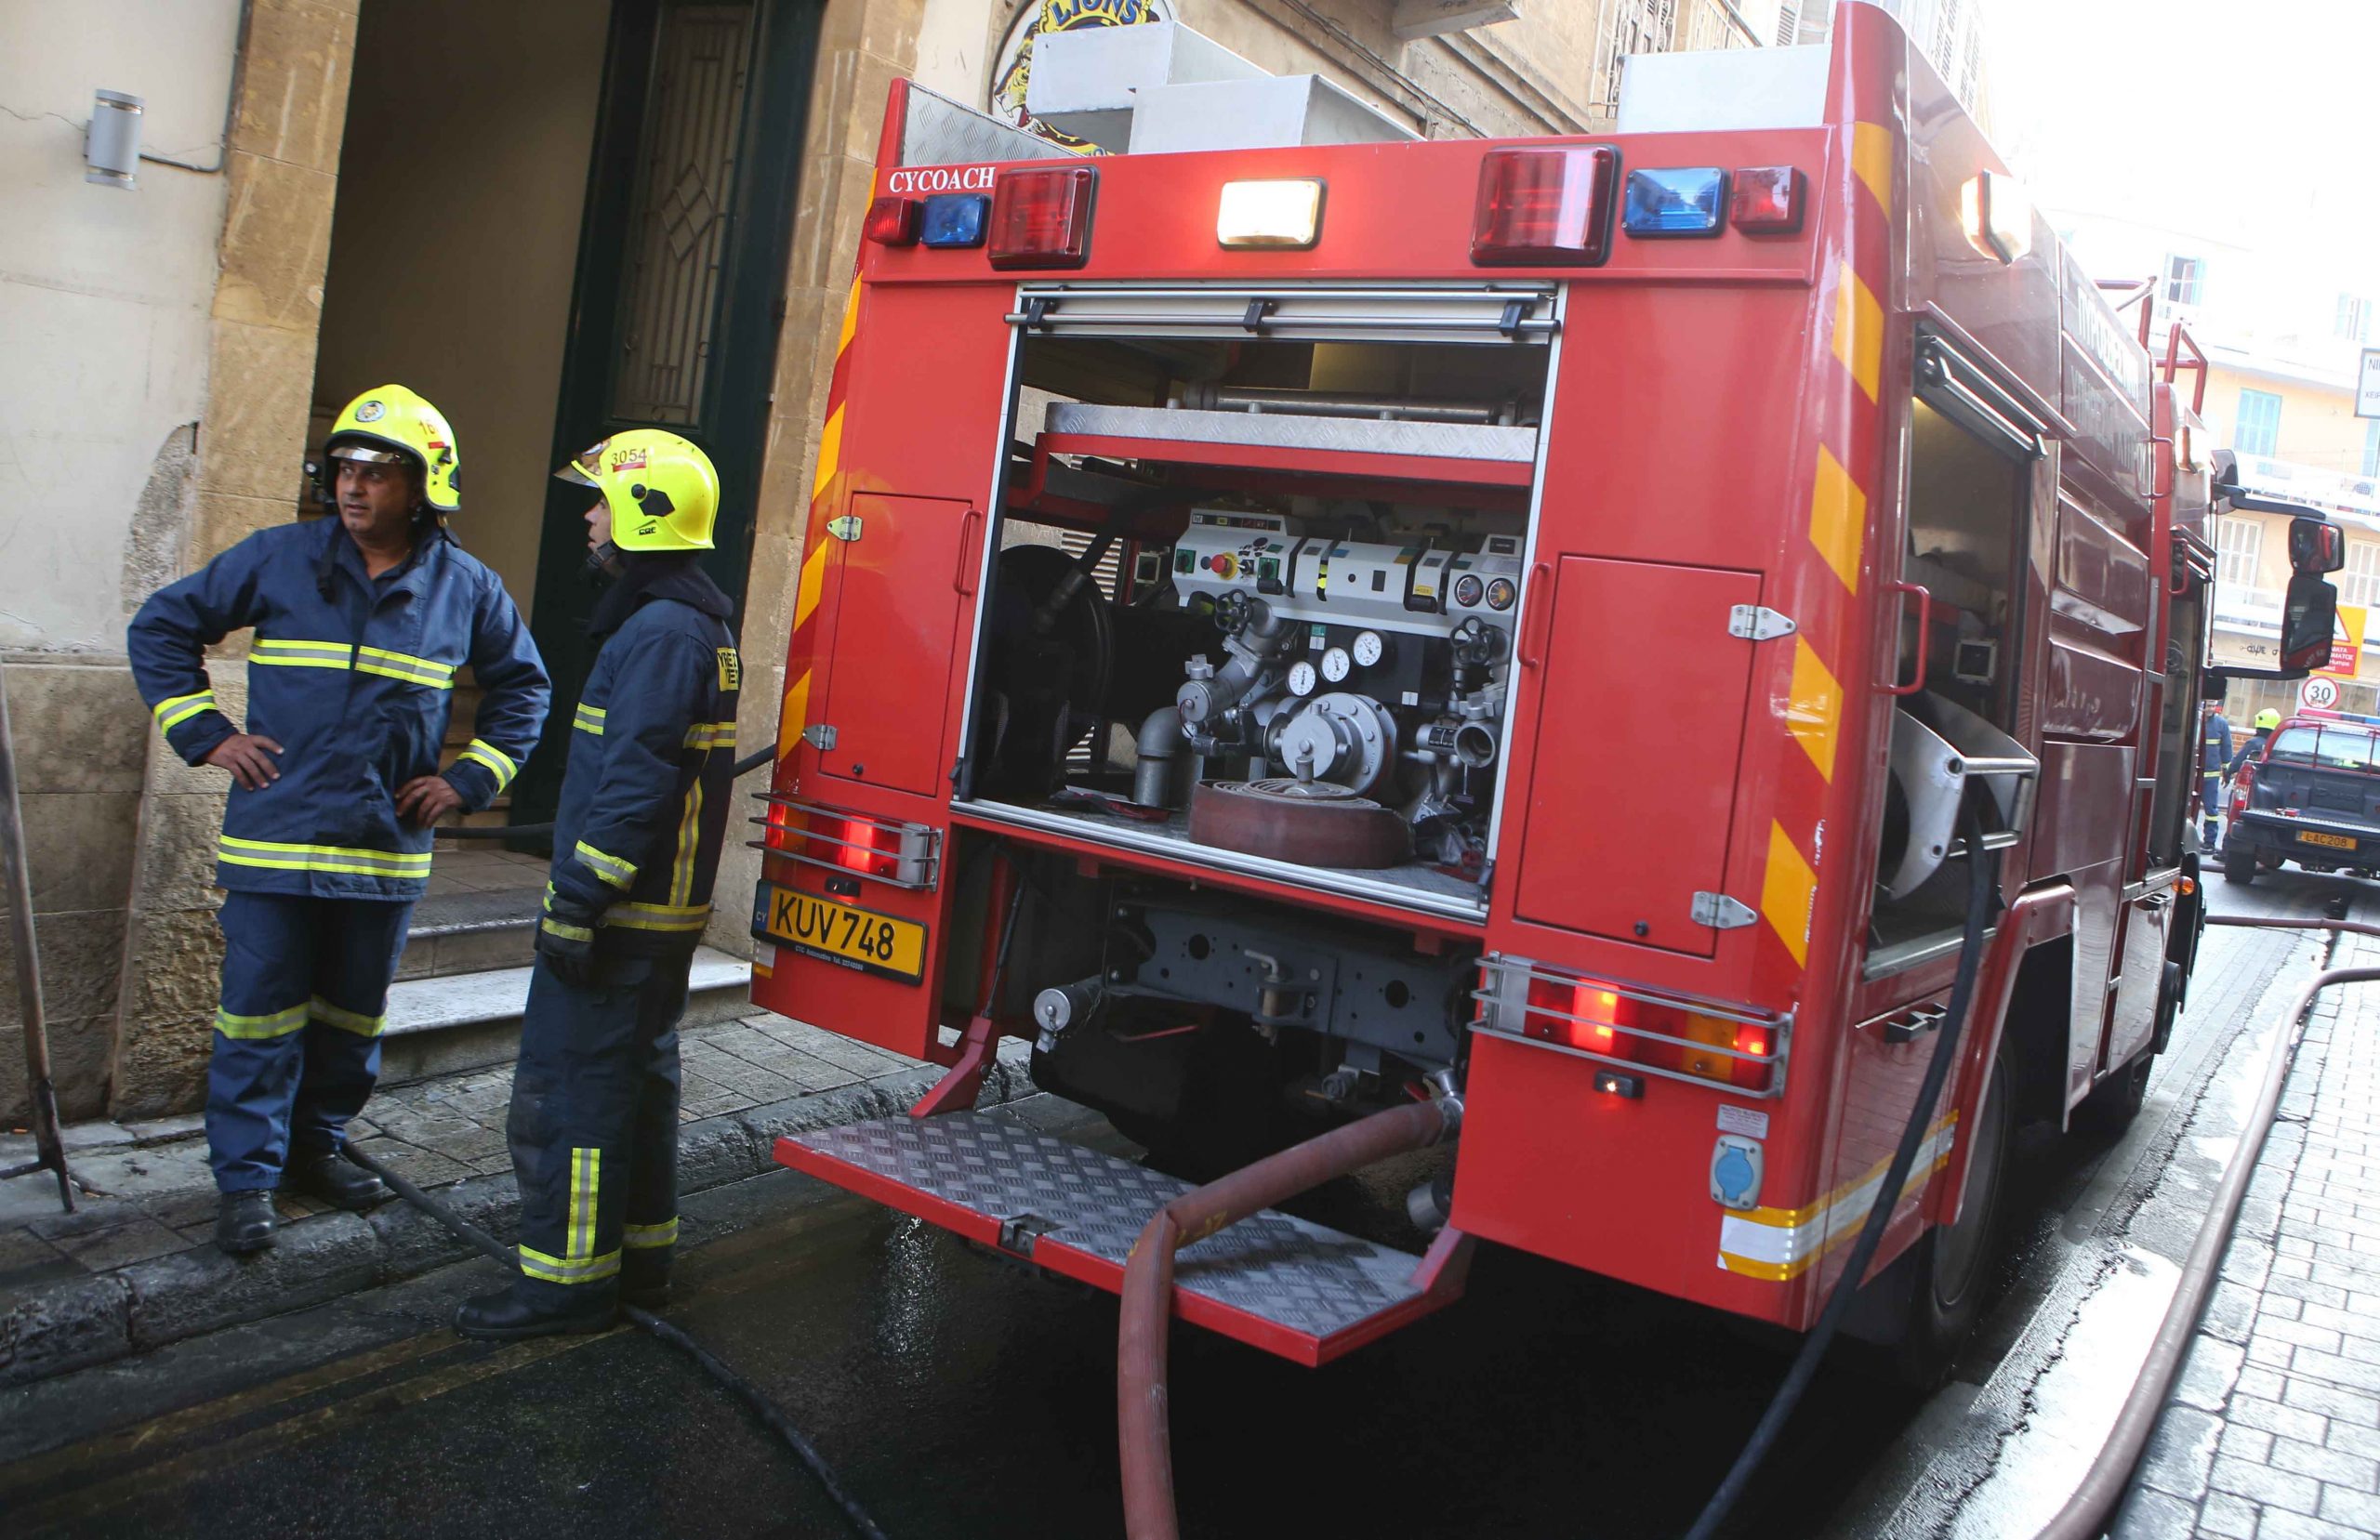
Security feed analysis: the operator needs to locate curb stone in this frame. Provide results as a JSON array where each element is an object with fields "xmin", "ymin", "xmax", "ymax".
[
  {"xmin": 0, "ymin": 1046, "xmax": 1033, "ymax": 1388},
  {"xmin": 0, "ymin": 1272, "xmax": 132, "ymax": 1386}
]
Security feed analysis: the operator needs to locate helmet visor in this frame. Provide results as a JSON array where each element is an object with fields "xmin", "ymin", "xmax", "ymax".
[
  {"xmin": 326, "ymin": 441, "xmax": 411, "ymax": 465},
  {"xmin": 554, "ymin": 440, "xmax": 609, "ymax": 487}
]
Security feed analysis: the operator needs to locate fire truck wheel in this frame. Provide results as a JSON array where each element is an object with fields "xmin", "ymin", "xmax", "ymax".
[
  {"xmin": 1891, "ymin": 1049, "xmax": 2011, "ymax": 1389},
  {"xmin": 2071, "ymin": 1049, "xmax": 2152, "ymax": 1135},
  {"xmin": 2222, "ymin": 849, "xmax": 2255, "ymax": 885}
]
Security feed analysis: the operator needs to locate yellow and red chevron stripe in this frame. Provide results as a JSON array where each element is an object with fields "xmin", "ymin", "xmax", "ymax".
[
  {"xmin": 778, "ymin": 272, "xmax": 865, "ymax": 760},
  {"xmin": 1755, "ymin": 118, "xmax": 1897, "ymax": 987}
]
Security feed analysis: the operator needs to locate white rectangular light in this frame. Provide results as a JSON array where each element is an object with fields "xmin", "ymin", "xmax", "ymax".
[{"xmin": 1217, "ymin": 178, "xmax": 1325, "ymax": 249}]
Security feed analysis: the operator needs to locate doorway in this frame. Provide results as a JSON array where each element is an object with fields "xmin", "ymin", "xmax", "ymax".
[
  {"xmin": 309, "ymin": 0, "xmax": 821, "ymax": 835},
  {"xmin": 513, "ymin": 0, "xmax": 820, "ymax": 826}
]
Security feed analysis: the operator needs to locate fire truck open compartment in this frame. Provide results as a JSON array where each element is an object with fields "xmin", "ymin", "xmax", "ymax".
[{"xmin": 952, "ymin": 284, "xmax": 1558, "ymax": 923}]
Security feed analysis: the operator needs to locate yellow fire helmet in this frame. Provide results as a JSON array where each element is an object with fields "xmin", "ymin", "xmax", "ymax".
[
  {"xmin": 2255, "ymin": 709, "xmax": 2281, "ymax": 731},
  {"xmin": 325, "ymin": 384, "xmax": 461, "ymax": 515},
  {"xmin": 554, "ymin": 429, "xmax": 719, "ymax": 552}
]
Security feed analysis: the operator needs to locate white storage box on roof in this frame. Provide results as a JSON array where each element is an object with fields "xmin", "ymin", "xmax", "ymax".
[
  {"xmin": 1614, "ymin": 44, "xmax": 1832, "ymax": 134},
  {"xmin": 1025, "ymin": 21, "xmax": 1266, "ymax": 151},
  {"xmin": 1128, "ymin": 73, "xmax": 1415, "ymax": 153}
]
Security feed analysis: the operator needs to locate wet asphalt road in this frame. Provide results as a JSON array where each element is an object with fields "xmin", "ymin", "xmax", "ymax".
[{"xmin": 0, "ymin": 868, "xmax": 2360, "ymax": 1540}]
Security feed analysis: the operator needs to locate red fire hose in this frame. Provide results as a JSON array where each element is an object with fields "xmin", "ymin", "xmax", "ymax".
[
  {"xmin": 1117, "ymin": 1096, "xmax": 1460, "ymax": 1540},
  {"xmin": 2032, "ymin": 915, "xmax": 2380, "ymax": 1540}
]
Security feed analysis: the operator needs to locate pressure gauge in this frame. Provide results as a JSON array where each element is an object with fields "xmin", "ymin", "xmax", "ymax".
[
  {"xmin": 1288, "ymin": 660, "xmax": 1319, "ymax": 697},
  {"xmin": 1321, "ymin": 646, "xmax": 1352, "ymax": 684},
  {"xmin": 1352, "ymin": 629, "xmax": 1384, "ymax": 667},
  {"xmin": 1452, "ymin": 573, "xmax": 1485, "ymax": 608}
]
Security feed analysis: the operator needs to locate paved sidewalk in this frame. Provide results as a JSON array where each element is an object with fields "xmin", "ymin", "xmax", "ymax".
[
  {"xmin": 0, "ymin": 1010, "xmax": 1030, "ymax": 1388},
  {"xmin": 2121, "ymin": 921, "xmax": 2380, "ymax": 1540}
]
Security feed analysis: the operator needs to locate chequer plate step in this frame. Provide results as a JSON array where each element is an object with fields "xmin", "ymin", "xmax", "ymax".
[{"xmin": 776, "ymin": 1112, "xmax": 1464, "ymax": 1365}]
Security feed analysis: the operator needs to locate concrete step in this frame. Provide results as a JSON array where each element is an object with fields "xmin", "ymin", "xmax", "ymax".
[
  {"xmin": 377, "ymin": 946, "xmax": 753, "ymax": 1086},
  {"xmin": 398, "ymin": 888, "xmax": 541, "ymax": 981}
]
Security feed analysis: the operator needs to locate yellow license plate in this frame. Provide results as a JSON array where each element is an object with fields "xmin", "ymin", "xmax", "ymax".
[
  {"xmin": 755, "ymin": 884, "xmax": 926, "ymax": 983},
  {"xmin": 2297, "ymin": 830, "xmax": 2358, "ymax": 850}
]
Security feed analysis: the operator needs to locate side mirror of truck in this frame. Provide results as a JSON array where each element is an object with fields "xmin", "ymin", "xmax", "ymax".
[
  {"xmin": 2280, "ymin": 573, "xmax": 2341, "ymax": 673},
  {"xmin": 2291, "ymin": 516, "xmax": 2347, "ymax": 574}
]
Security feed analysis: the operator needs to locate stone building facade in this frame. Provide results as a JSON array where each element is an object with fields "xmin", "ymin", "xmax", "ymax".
[{"xmin": 4, "ymin": 0, "xmax": 1791, "ymax": 1123}]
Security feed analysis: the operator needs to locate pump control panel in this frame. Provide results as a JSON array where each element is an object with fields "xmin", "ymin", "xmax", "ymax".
[{"xmin": 1171, "ymin": 510, "xmax": 1522, "ymax": 647}]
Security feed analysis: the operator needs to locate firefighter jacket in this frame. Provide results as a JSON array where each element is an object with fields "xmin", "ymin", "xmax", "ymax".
[
  {"xmin": 2227, "ymin": 729, "xmax": 2270, "ymax": 780},
  {"xmin": 128, "ymin": 518, "xmax": 550, "ymax": 901},
  {"xmin": 542, "ymin": 559, "xmax": 740, "ymax": 957}
]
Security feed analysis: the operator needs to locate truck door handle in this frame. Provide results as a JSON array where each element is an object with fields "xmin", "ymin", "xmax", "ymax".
[
  {"xmin": 1883, "ymin": 581, "xmax": 1932, "ymax": 696},
  {"xmin": 1881, "ymin": 1004, "xmax": 1948, "ymax": 1045},
  {"xmin": 1518, "ymin": 561, "xmax": 1553, "ymax": 668},
  {"xmin": 953, "ymin": 507, "xmax": 984, "ymax": 595}
]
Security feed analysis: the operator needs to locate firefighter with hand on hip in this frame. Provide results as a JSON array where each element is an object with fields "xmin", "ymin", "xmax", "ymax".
[
  {"xmin": 455, "ymin": 429, "xmax": 740, "ymax": 1339},
  {"xmin": 128, "ymin": 385, "xmax": 550, "ymax": 1257}
]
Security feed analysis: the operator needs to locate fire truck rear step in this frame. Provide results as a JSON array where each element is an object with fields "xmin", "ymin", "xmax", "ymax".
[{"xmin": 774, "ymin": 1112, "xmax": 1463, "ymax": 1366}]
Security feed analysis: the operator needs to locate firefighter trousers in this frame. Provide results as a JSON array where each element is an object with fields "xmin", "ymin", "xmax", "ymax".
[
  {"xmin": 207, "ymin": 890, "xmax": 412, "ymax": 1193},
  {"xmin": 506, "ymin": 949, "xmax": 687, "ymax": 1308}
]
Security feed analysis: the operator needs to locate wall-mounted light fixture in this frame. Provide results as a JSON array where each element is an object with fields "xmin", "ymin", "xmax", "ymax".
[{"xmin": 86, "ymin": 89, "xmax": 143, "ymax": 190}]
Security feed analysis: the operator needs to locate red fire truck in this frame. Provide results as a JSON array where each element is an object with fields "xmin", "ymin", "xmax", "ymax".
[{"xmin": 750, "ymin": 2, "xmax": 2345, "ymax": 1376}]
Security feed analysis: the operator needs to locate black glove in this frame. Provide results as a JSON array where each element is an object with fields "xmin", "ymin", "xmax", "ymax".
[{"xmin": 536, "ymin": 914, "xmax": 600, "ymax": 988}]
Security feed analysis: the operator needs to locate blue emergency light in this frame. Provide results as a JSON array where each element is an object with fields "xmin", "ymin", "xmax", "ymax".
[
  {"xmin": 919, "ymin": 193, "xmax": 991, "ymax": 248},
  {"xmin": 1622, "ymin": 168, "xmax": 1727, "ymax": 237}
]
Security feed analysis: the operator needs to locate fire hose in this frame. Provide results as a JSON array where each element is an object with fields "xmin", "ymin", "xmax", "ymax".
[
  {"xmin": 2029, "ymin": 916, "xmax": 2380, "ymax": 1540},
  {"xmin": 1681, "ymin": 800, "xmax": 2000, "ymax": 1540},
  {"xmin": 341, "ymin": 1143, "xmax": 888, "ymax": 1540},
  {"xmin": 1117, "ymin": 1094, "xmax": 1461, "ymax": 1540}
]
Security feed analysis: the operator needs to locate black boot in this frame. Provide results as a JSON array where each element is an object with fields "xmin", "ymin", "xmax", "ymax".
[
  {"xmin": 453, "ymin": 1284, "xmax": 616, "ymax": 1341},
  {"xmin": 215, "ymin": 1191, "xmax": 277, "ymax": 1256},
  {"xmin": 619, "ymin": 1255, "xmax": 671, "ymax": 1311},
  {"xmin": 284, "ymin": 1149, "xmax": 390, "ymax": 1211}
]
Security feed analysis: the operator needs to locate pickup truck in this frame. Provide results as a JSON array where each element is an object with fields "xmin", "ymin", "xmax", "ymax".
[{"xmin": 2222, "ymin": 716, "xmax": 2380, "ymax": 883}]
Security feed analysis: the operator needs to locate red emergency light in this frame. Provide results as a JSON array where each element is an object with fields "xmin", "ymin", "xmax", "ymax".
[
  {"xmin": 1729, "ymin": 166, "xmax": 1804, "ymax": 235},
  {"xmin": 864, "ymin": 194, "xmax": 920, "ymax": 246},
  {"xmin": 989, "ymin": 166, "xmax": 1096, "ymax": 270},
  {"xmin": 1470, "ymin": 146, "xmax": 1618, "ymax": 267}
]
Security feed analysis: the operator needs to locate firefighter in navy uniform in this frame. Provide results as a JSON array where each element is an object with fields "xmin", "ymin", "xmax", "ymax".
[
  {"xmin": 128, "ymin": 385, "xmax": 550, "ymax": 1256},
  {"xmin": 456, "ymin": 429, "xmax": 740, "ymax": 1338}
]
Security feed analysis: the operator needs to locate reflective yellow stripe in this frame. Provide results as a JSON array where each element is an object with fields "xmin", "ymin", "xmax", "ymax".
[
  {"xmin": 624, "ymin": 1218, "xmax": 678, "ymax": 1249},
  {"xmin": 573, "ymin": 840, "xmax": 637, "ymax": 889},
  {"xmin": 456, "ymin": 739, "xmax": 518, "ymax": 792},
  {"xmin": 250, "ymin": 639, "xmax": 454, "ymax": 689},
  {"xmin": 541, "ymin": 916, "xmax": 594, "ymax": 942},
  {"xmin": 517, "ymin": 1244, "xmax": 621, "ymax": 1285},
  {"xmin": 669, "ymin": 783, "xmax": 703, "ymax": 906},
  {"xmin": 153, "ymin": 690, "xmax": 217, "ymax": 731},
  {"xmin": 681, "ymin": 721, "xmax": 737, "ymax": 750},
  {"xmin": 1717, "ymin": 1118, "xmax": 1958, "ymax": 1281},
  {"xmin": 573, "ymin": 704, "xmax": 606, "ymax": 736},
  {"xmin": 605, "ymin": 902, "xmax": 711, "ymax": 933},
  {"xmin": 354, "ymin": 645, "xmax": 456, "ymax": 689},
  {"xmin": 251, "ymin": 638, "xmax": 355, "ymax": 670},
  {"xmin": 570, "ymin": 1146, "xmax": 601, "ymax": 1261},
  {"xmin": 310, "ymin": 995, "xmax": 386, "ymax": 1036},
  {"xmin": 218, "ymin": 836, "xmax": 432, "ymax": 879},
  {"xmin": 214, "ymin": 1002, "xmax": 310, "ymax": 1040}
]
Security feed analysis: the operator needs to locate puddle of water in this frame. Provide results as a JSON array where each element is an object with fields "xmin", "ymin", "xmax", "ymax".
[{"xmin": 1948, "ymin": 1245, "xmax": 2180, "ymax": 1540}]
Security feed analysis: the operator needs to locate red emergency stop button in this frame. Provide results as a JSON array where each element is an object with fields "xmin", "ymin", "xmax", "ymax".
[{"xmin": 1210, "ymin": 552, "xmax": 1237, "ymax": 578}]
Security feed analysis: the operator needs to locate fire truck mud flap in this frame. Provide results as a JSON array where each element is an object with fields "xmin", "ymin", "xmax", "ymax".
[{"xmin": 774, "ymin": 1112, "xmax": 1463, "ymax": 1365}]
